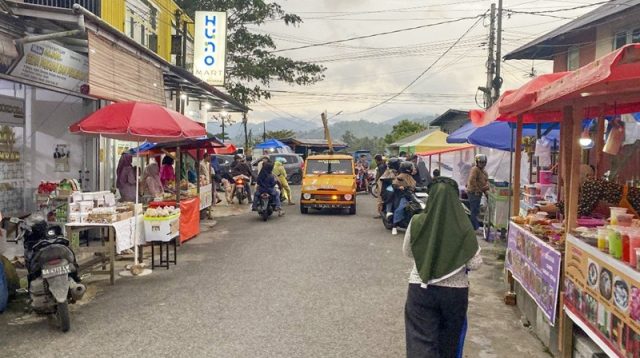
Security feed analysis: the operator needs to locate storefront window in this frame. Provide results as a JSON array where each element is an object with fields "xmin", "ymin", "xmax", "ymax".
[
  {"xmin": 567, "ymin": 46, "xmax": 580, "ymax": 70},
  {"xmin": 615, "ymin": 32, "xmax": 628, "ymax": 49},
  {"xmin": 124, "ymin": 0, "xmax": 158, "ymax": 51}
]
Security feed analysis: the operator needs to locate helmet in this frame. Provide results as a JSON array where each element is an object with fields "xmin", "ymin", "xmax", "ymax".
[
  {"xmin": 475, "ymin": 154, "xmax": 487, "ymax": 165},
  {"xmin": 387, "ymin": 157, "xmax": 401, "ymax": 171},
  {"xmin": 399, "ymin": 161, "xmax": 414, "ymax": 174},
  {"xmin": 234, "ymin": 154, "xmax": 245, "ymax": 161}
]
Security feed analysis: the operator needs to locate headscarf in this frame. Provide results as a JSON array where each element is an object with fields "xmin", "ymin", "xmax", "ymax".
[
  {"xmin": 142, "ymin": 163, "xmax": 163, "ymax": 196},
  {"xmin": 116, "ymin": 153, "xmax": 133, "ymax": 188},
  {"xmin": 410, "ymin": 177, "xmax": 479, "ymax": 284}
]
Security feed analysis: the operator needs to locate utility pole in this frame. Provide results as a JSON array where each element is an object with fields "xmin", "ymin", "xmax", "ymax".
[
  {"xmin": 242, "ymin": 112, "xmax": 248, "ymax": 151},
  {"xmin": 182, "ymin": 20, "xmax": 188, "ymax": 69},
  {"xmin": 493, "ymin": 0, "xmax": 504, "ymax": 103},
  {"xmin": 174, "ymin": 10, "xmax": 182, "ymax": 67},
  {"xmin": 478, "ymin": 3, "xmax": 496, "ymax": 108}
]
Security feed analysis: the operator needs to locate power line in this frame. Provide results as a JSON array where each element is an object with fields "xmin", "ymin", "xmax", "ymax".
[
  {"xmin": 349, "ymin": 14, "xmax": 486, "ymax": 115},
  {"xmin": 271, "ymin": 15, "xmax": 486, "ymax": 53}
]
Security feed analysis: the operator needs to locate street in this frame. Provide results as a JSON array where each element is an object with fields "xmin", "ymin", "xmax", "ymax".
[{"xmin": 1, "ymin": 190, "xmax": 550, "ymax": 357}]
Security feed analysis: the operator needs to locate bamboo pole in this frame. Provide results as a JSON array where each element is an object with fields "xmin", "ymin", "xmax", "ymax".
[
  {"xmin": 512, "ymin": 116, "xmax": 523, "ymax": 215},
  {"xmin": 595, "ymin": 116, "xmax": 605, "ymax": 177},
  {"xmin": 567, "ymin": 105, "xmax": 583, "ymax": 231}
]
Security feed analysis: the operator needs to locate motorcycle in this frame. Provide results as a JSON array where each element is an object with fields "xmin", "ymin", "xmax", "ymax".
[
  {"xmin": 8, "ymin": 217, "xmax": 85, "ymax": 332},
  {"xmin": 257, "ymin": 192, "xmax": 277, "ymax": 221},
  {"xmin": 356, "ymin": 168, "xmax": 375, "ymax": 194},
  {"xmin": 381, "ymin": 188, "xmax": 428, "ymax": 230},
  {"xmin": 233, "ymin": 175, "xmax": 251, "ymax": 204}
]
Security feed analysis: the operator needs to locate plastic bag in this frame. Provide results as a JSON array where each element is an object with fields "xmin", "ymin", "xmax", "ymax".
[{"xmin": 604, "ymin": 118, "xmax": 625, "ymax": 155}]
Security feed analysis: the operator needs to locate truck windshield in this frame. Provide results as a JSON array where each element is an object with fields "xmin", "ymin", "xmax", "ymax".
[{"xmin": 306, "ymin": 159, "xmax": 353, "ymax": 175}]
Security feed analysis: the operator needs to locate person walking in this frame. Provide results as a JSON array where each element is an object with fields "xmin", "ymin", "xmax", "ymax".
[
  {"xmin": 466, "ymin": 154, "xmax": 489, "ymax": 231},
  {"xmin": 403, "ymin": 177, "xmax": 482, "ymax": 358}
]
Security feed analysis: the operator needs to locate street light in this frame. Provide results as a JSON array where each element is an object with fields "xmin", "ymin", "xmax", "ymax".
[{"xmin": 212, "ymin": 111, "xmax": 234, "ymax": 143}]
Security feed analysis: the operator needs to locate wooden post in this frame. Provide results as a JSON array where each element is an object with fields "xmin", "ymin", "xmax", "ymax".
[
  {"xmin": 560, "ymin": 107, "xmax": 573, "ymax": 211},
  {"xmin": 196, "ymin": 148, "xmax": 201, "ymax": 194},
  {"xmin": 438, "ymin": 154, "xmax": 442, "ymax": 171},
  {"xmin": 594, "ymin": 116, "xmax": 605, "ymax": 177},
  {"xmin": 176, "ymin": 147, "xmax": 182, "ymax": 203},
  {"xmin": 566, "ymin": 105, "xmax": 583, "ymax": 231},
  {"xmin": 512, "ymin": 116, "xmax": 523, "ymax": 215}
]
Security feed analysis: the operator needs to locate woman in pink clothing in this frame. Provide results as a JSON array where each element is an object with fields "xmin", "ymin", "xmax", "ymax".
[{"xmin": 160, "ymin": 155, "xmax": 175, "ymax": 188}]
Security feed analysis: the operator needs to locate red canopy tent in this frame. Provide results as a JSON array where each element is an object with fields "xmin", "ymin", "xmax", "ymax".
[{"xmin": 212, "ymin": 143, "xmax": 237, "ymax": 154}]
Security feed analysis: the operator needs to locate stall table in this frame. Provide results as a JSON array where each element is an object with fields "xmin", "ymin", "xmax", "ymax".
[
  {"xmin": 564, "ymin": 233, "xmax": 640, "ymax": 358},
  {"xmin": 149, "ymin": 197, "xmax": 200, "ymax": 243},
  {"xmin": 66, "ymin": 216, "xmax": 142, "ymax": 285}
]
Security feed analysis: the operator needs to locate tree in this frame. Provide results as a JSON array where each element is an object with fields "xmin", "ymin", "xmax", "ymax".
[
  {"xmin": 341, "ymin": 130, "xmax": 357, "ymax": 147},
  {"xmin": 264, "ymin": 129, "xmax": 295, "ymax": 140},
  {"xmin": 176, "ymin": 0, "xmax": 326, "ymax": 104},
  {"xmin": 384, "ymin": 120, "xmax": 426, "ymax": 144}
]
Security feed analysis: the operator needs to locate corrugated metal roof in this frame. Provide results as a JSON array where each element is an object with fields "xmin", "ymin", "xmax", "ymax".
[
  {"xmin": 430, "ymin": 109, "xmax": 469, "ymax": 126},
  {"xmin": 505, "ymin": 0, "xmax": 640, "ymax": 60}
]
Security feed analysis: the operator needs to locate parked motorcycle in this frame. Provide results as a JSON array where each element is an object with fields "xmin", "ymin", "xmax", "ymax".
[
  {"xmin": 233, "ymin": 175, "xmax": 251, "ymax": 204},
  {"xmin": 8, "ymin": 217, "xmax": 85, "ymax": 332}
]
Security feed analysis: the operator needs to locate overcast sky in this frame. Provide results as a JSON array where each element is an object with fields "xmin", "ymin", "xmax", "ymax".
[{"xmin": 240, "ymin": 0, "xmax": 605, "ymax": 124}]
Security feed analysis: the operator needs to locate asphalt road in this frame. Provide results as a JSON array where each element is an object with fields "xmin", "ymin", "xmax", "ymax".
[{"xmin": 0, "ymin": 189, "xmax": 549, "ymax": 357}]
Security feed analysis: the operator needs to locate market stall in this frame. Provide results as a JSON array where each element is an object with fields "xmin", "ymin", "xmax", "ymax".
[{"xmin": 470, "ymin": 43, "xmax": 640, "ymax": 357}]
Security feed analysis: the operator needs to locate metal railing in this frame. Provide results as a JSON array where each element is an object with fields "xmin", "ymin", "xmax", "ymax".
[{"xmin": 23, "ymin": 0, "xmax": 100, "ymax": 16}]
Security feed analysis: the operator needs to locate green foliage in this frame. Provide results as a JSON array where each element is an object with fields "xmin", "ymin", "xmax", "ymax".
[
  {"xmin": 341, "ymin": 130, "xmax": 386, "ymax": 154},
  {"xmin": 265, "ymin": 129, "xmax": 295, "ymax": 140},
  {"xmin": 176, "ymin": 0, "xmax": 325, "ymax": 104},
  {"xmin": 384, "ymin": 120, "xmax": 426, "ymax": 144}
]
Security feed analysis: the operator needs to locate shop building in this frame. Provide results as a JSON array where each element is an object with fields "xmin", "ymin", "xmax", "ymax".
[{"xmin": 0, "ymin": 1, "xmax": 248, "ymax": 218}]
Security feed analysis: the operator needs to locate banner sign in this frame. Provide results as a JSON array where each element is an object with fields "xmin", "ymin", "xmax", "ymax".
[
  {"xmin": 0, "ymin": 95, "xmax": 24, "ymax": 125},
  {"xmin": 505, "ymin": 222, "xmax": 562, "ymax": 324},
  {"xmin": 193, "ymin": 11, "xmax": 227, "ymax": 86},
  {"xmin": 10, "ymin": 41, "xmax": 88, "ymax": 93},
  {"xmin": 199, "ymin": 184, "xmax": 212, "ymax": 210},
  {"xmin": 564, "ymin": 234, "xmax": 640, "ymax": 357}
]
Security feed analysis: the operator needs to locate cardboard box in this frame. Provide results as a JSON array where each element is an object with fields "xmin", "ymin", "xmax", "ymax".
[{"xmin": 144, "ymin": 214, "xmax": 180, "ymax": 242}]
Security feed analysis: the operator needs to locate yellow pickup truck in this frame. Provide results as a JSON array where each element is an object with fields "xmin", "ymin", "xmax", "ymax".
[{"xmin": 300, "ymin": 154, "xmax": 357, "ymax": 215}]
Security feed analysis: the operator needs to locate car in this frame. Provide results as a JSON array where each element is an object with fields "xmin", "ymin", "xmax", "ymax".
[
  {"xmin": 251, "ymin": 153, "xmax": 304, "ymax": 184},
  {"xmin": 299, "ymin": 154, "xmax": 357, "ymax": 215}
]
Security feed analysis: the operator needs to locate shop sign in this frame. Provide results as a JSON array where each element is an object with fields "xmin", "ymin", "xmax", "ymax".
[
  {"xmin": 10, "ymin": 41, "xmax": 88, "ymax": 93},
  {"xmin": 0, "ymin": 95, "xmax": 24, "ymax": 125},
  {"xmin": 505, "ymin": 222, "xmax": 562, "ymax": 324},
  {"xmin": 0, "ymin": 125, "xmax": 19, "ymax": 162},
  {"xmin": 199, "ymin": 183, "xmax": 212, "ymax": 210},
  {"xmin": 193, "ymin": 11, "xmax": 227, "ymax": 86},
  {"xmin": 564, "ymin": 234, "xmax": 640, "ymax": 357}
]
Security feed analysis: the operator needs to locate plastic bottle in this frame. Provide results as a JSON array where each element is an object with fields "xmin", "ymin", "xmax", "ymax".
[
  {"xmin": 609, "ymin": 229, "xmax": 622, "ymax": 260},
  {"xmin": 598, "ymin": 228, "xmax": 610, "ymax": 252},
  {"xmin": 623, "ymin": 233, "xmax": 631, "ymax": 264}
]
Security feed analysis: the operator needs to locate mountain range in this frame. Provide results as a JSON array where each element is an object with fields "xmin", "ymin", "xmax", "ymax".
[{"xmin": 214, "ymin": 113, "xmax": 437, "ymax": 142}]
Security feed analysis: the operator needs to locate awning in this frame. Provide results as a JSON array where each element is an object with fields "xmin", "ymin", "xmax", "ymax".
[
  {"xmin": 447, "ymin": 121, "xmax": 560, "ymax": 152},
  {"xmin": 470, "ymin": 44, "xmax": 640, "ymax": 125},
  {"xmin": 399, "ymin": 130, "xmax": 471, "ymax": 153}
]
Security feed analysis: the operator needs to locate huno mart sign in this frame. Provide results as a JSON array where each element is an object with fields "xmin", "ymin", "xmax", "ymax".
[{"xmin": 193, "ymin": 11, "xmax": 227, "ymax": 86}]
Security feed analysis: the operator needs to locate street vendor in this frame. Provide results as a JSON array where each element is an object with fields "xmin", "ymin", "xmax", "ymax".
[
  {"xmin": 116, "ymin": 153, "xmax": 137, "ymax": 202},
  {"xmin": 160, "ymin": 155, "xmax": 176, "ymax": 188},
  {"xmin": 467, "ymin": 154, "xmax": 489, "ymax": 231},
  {"xmin": 142, "ymin": 162, "xmax": 164, "ymax": 200}
]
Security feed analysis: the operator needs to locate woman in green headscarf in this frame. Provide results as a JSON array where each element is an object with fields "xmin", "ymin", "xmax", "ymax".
[{"xmin": 403, "ymin": 176, "xmax": 482, "ymax": 358}]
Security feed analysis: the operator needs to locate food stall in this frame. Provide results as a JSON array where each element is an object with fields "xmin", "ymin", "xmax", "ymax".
[
  {"xmin": 470, "ymin": 44, "xmax": 640, "ymax": 357},
  {"xmin": 130, "ymin": 135, "xmax": 224, "ymax": 243}
]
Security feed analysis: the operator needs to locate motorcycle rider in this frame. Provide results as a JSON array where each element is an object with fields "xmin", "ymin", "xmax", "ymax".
[
  {"xmin": 467, "ymin": 154, "xmax": 489, "ymax": 231},
  {"xmin": 273, "ymin": 158, "xmax": 294, "ymax": 205},
  {"xmin": 389, "ymin": 161, "xmax": 417, "ymax": 235},
  {"xmin": 230, "ymin": 154, "xmax": 255, "ymax": 204},
  {"xmin": 377, "ymin": 157, "xmax": 400, "ymax": 216},
  {"xmin": 252, "ymin": 161, "xmax": 283, "ymax": 215},
  {"xmin": 356, "ymin": 154, "xmax": 370, "ymax": 192}
]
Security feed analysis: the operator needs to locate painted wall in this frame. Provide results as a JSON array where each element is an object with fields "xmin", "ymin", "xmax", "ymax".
[{"xmin": 100, "ymin": 0, "xmax": 194, "ymax": 63}]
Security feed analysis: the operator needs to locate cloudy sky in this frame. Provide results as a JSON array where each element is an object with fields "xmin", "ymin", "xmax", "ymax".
[{"xmin": 241, "ymin": 0, "xmax": 605, "ymax": 124}]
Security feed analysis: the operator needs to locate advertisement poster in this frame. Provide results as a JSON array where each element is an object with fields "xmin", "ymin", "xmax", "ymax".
[
  {"xmin": 199, "ymin": 184, "xmax": 213, "ymax": 210},
  {"xmin": 505, "ymin": 222, "xmax": 562, "ymax": 324},
  {"xmin": 0, "ymin": 95, "xmax": 24, "ymax": 125},
  {"xmin": 193, "ymin": 11, "xmax": 227, "ymax": 86},
  {"xmin": 10, "ymin": 41, "xmax": 88, "ymax": 93},
  {"xmin": 54, "ymin": 144, "xmax": 70, "ymax": 172},
  {"xmin": 564, "ymin": 234, "xmax": 640, "ymax": 357}
]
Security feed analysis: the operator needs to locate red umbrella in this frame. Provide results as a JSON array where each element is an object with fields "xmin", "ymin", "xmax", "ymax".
[{"xmin": 69, "ymin": 102, "xmax": 205, "ymax": 141}]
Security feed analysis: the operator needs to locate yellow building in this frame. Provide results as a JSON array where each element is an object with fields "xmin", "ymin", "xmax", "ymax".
[{"xmin": 23, "ymin": 0, "xmax": 195, "ymax": 66}]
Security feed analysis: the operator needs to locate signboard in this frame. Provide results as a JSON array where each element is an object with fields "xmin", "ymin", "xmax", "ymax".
[
  {"xmin": 199, "ymin": 184, "xmax": 213, "ymax": 210},
  {"xmin": 10, "ymin": 41, "xmax": 88, "ymax": 93},
  {"xmin": 505, "ymin": 222, "xmax": 562, "ymax": 324},
  {"xmin": 0, "ymin": 95, "xmax": 24, "ymax": 125},
  {"xmin": 564, "ymin": 234, "xmax": 640, "ymax": 357},
  {"xmin": 193, "ymin": 11, "xmax": 227, "ymax": 86}
]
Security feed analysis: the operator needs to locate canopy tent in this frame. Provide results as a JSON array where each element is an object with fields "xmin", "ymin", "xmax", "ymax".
[
  {"xmin": 212, "ymin": 143, "xmax": 237, "ymax": 155},
  {"xmin": 470, "ymin": 44, "xmax": 640, "ymax": 126},
  {"xmin": 255, "ymin": 139, "xmax": 290, "ymax": 150},
  {"xmin": 447, "ymin": 121, "xmax": 560, "ymax": 151},
  {"xmin": 400, "ymin": 130, "xmax": 473, "ymax": 154}
]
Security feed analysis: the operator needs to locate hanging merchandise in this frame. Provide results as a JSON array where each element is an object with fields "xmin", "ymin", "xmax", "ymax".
[
  {"xmin": 603, "ymin": 117, "xmax": 625, "ymax": 155},
  {"xmin": 534, "ymin": 136, "xmax": 552, "ymax": 168},
  {"xmin": 622, "ymin": 113, "xmax": 640, "ymax": 145}
]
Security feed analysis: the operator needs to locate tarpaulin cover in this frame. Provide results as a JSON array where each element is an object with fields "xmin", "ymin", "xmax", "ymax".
[
  {"xmin": 128, "ymin": 135, "xmax": 224, "ymax": 156},
  {"xmin": 400, "ymin": 130, "xmax": 473, "ymax": 153},
  {"xmin": 469, "ymin": 44, "xmax": 640, "ymax": 126},
  {"xmin": 448, "ymin": 121, "xmax": 560, "ymax": 151},
  {"xmin": 212, "ymin": 143, "xmax": 237, "ymax": 154},
  {"xmin": 70, "ymin": 102, "xmax": 206, "ymax": 142},
  {"xmin": 149, "ymin": 198, "xmax": 200, "ymax": 243},
  {"xmin": 255, "ymin": 139, "xmax": 289, "ymax": 150}
]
